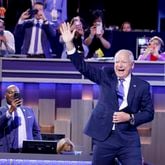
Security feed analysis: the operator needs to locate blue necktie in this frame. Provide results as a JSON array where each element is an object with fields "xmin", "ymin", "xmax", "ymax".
[
  {"xmin": 34, "ymin": 22, "xmax": 40, "ymax": 54},
  {"xmin": 117, "ymin": 79, "xmax": 125, "ymax": 108}
]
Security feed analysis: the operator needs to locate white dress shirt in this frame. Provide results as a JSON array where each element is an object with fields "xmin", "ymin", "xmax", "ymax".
[
  {"xmin": 28, "ymin": 19, "xmax": 44, "ymax": 54},
  {"xmin": 6, "ymin": 105, "xmax": 27, "ymax": 148}
]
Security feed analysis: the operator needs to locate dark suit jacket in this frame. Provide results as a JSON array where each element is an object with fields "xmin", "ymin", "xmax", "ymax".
[
  {"xmin": 14, "ymin": 19, "xmax": 56, "ymax": 58},
  {"xmin": 69, "ymin": 53, "xmax": 154, "ymax": 146},
  {"xmin": 0, "ymin": 105, "xmax": 41, "ymax": 152}
]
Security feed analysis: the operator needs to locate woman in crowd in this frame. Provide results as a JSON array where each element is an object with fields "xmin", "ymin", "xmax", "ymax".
[
  {"xmin": 120, "ymin": 21, "xmax": 132, "ymax": 32},
  {"xmin": 138, "ymin": 36, "xmax": 165, "ymax": 61},
  {"xmin": 60, "ymin": 16, "xmax": 88, "ymax": 58},
  {"xmin": 84, "ymin": 9, "xmax": 111, "ymax": 58}
]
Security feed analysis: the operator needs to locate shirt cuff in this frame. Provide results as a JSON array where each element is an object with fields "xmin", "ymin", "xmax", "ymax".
[
  {"xmin": 18, "ymin": 19, "xmax": 24, "ymax": 24},
  {"xmin": 67, "ymin": 47, "xmax": 76, "ymax": 55},
  {"xmin": 6, "ymin": 110, "xmax": 12, "ymax": 119}
]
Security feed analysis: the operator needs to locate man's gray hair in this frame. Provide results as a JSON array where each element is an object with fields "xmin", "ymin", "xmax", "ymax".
[{"xmin": 114, "ymin": 49, "xmax": 134, "ymax": 62}]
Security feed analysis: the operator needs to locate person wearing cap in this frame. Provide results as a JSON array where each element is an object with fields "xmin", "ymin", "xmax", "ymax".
[
  {"xmin": 56, "ymin": 138, "xmax": 75, "ymax": 154},
  {"xmin": 138, "ymin": 36, "xmax": 165, "ymax": 61}
]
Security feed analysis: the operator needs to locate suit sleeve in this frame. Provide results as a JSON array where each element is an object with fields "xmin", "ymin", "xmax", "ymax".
[
  {"xmin": 0, "ymin": 108, "xmax": 11, "ymax": 129},
  {"xmin": 133, "ymin": 82, "xmax": 154, "ymax": 127},
  {"xmin": 69, "ymin": 52, "xmax": 104, "ymax": 84},
  {"xmin": 31, "ymin": 110, "xmax": 42, "ymax": 140}
]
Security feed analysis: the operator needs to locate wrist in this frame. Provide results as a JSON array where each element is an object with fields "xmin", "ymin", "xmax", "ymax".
[
  {"xmin": 9, "ymin": 109, "xmax": 13, "ymax": 114},
  {"xmin": 43, "ymin": 19, "xmax": 48, "ymax": 24},
  {"xmin": 66, "ymin": 41, "xmax": 75, "ymax": 52},
  {"xmin": 89, "ymin": 34, "xmax": 94, "ymax": 40}
]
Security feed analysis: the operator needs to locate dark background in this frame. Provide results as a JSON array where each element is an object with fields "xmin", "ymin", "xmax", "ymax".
[
  {"xmin": 67, "ymin": 0, "xmax": 158, "ymax": 30},
  {"xmin": 2, "ymin": 0, "xmax": 162, "ymax": 32}
]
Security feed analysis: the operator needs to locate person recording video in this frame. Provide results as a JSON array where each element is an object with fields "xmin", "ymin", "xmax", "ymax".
[
  {"xmin": 84, "ymin": 9, "xmax": 111, "ymax": 58},
  {"xmin": 14, "ymin": 1, "xmax": 56, "ymax": 58},
  {"xmin": 60, "ymin": 16, "xmax": 88, "ymax": 58},
  {"xmin": 0, "ymin": 19, "xmax": 15, "ymax": 56},
  {"xmin": 0, "ymin": 85, "xmax": 41, "ymax": 153}
]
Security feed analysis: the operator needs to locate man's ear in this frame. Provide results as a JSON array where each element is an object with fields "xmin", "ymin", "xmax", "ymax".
[{"xmin": 132, "ymin": 62, "xmax": 135, "ymax": 69}]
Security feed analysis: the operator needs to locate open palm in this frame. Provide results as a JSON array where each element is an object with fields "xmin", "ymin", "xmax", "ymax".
[{"xmin": 60, "ymin": 22, "xmax": 75, "ymax": 43}]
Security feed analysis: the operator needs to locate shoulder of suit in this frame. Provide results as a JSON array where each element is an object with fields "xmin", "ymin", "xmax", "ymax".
[
  {"xmin": 102, "ymin": 66, "xmax": 114, "ymax": 74},
  {"xmin": 132, "ymin": 75, "xmax": 149, "ymax": 86},
  {"xmin": 21, "ymin": 106, "xmax": 33, "ymax": 111},
  {"xmin": 0, "ymin": 105, "xmax": 8, "ymax": 112}
]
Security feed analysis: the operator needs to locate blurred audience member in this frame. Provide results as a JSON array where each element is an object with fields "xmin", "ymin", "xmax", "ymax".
[
  {"xmin": 44, "ymin": 0, "xmax": 67, "ymax": 29},
  {"xmin": 84, "ymin": 9, "xmax": 111, "ymax": 58},
  {"xmin": 0, "ymin": 19, "xmax": 15, "ymax": 56},
  {"xmin": 138, "ymin": 36, "xmax": 165, "ymax": 61},
  {"xmin": 14, "ymin": 1, "xmax": 56, "ymax": 58},
  {"xmin": 60, "ymin": 16, "xmax": 88, "ymax": 58},
  {"xmin": 120, "ymin": 21, "xmax": 132, "ymax": 32},
  {"xmin": 56, "ymin": 138, "xmax": 75, "ymax": 154},
  {"xmin": 0, "ymin": 6, "xmax": 6, "ymax": 19}
]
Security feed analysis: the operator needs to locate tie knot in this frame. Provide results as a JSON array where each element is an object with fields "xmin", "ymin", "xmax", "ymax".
[
  {"xmin": 119, "ymin": 79, "xmax": 125, "ymax": 84},
  {"xmin": 36, "ymin": 22, "xmax": 40, "ymax": 28}
]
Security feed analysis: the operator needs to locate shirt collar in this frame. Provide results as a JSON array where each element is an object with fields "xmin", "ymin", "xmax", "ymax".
[
  {"xmin": 118, "ymin": 74, "xmax": 131, "ymax": 82},
  {"xmin": 34, "ymin": 18, "xmax": 43, "ymax": 25}
]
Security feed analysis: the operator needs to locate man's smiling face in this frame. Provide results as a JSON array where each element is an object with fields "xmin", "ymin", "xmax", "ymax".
[{"xmin": 114, "ymin": 50, "xmax": 134, "ymax": 79}]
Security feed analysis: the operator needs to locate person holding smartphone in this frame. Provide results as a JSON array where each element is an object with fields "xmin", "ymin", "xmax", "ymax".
[
  {"xmin": 0, "ymin": 85, "xmax": 41, "ymax": 152},
  {"xmin": 14, "ymin": 1, "xmax": 56, "ymax": 58},
  {"xmin": 84, "ymin": 9, "xmax": 111, "ymax": 58},
  {"xmin": 60, "ymin": 16, "xmax": 88, "ymax": 58}
]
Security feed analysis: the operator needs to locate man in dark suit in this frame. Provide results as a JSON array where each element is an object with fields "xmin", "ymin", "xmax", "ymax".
[
  {"xmin": 0, "ymin": 85, "xmax": 41, "ymax": 152},
  {"xmin": 14, "ymin": 1, "xmax": 56, "ymax": 58},
  {"xmin": 60, "ymin": 22, "xmax": 154, "ymax": 165}
]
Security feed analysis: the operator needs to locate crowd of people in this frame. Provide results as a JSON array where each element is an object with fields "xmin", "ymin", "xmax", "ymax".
[
  {"xmin": 0, "ymin": 0, "xmax": 162, "ymax": 165},
  {"xmin": 0, "ymin": 0, "xmax": 164, "ymax": 61}
]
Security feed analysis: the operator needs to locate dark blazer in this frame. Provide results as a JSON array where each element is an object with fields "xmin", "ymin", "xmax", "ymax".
[
  {"xmin": 69, "ymin": 53, "xmax": 154, "ymax": 145},
  {"xmin": 0, "ymin": 105, "xmax": 41, "ymax": 152},
  {"xmin": 14, "ymin": 19, "xmax": 56, "ymax": 58}
]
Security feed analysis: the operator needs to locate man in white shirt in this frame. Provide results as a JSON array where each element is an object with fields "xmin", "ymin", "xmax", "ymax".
[
  {"xmin": 14, "ymin": 1, "xmax": 56, "ymax": 58},
  {"xmin": 0, "ymin": 19, "xmax": 15, "ymax": 56},
  {"xmin": 59, "ymin": 22, "xmax": 154, "ymax": 165},
  {"xmin": 0, "ymin": 85, "xmax": 41, "ymax": 152}
]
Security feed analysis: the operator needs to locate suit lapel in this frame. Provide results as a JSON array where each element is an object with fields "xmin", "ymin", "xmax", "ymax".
[
  {"xmin": 110, "ymin": 73, "xmax": 119, "ymax": 108},
  {"xmin": 127, "ymin": 76, "xmax": 137, "ymax": 107}
]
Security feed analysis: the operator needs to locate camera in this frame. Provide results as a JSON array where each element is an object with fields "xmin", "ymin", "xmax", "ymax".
[
  {"xmin": 28, "ymin": 9, "xmax": 38, "ymax": 16},
  {"xmin": 0, "ymin": 30, "xmax": 4, "ymax": 36},
  {"xmin": 14, "ymin": 92, "xmax": 21, "ymax": 100}
]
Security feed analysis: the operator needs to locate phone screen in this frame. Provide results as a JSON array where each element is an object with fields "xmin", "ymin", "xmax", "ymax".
[
  {"xmin": 28, "ymin": 9, "xmax": 38, "ymax": 16},
  {"xmin": 96, "ymin": 22, "xmax": 102, "ymax": 34},
  {"xmin": 14, "ymin": 92, "xmax": 21, "ymax": 100}
]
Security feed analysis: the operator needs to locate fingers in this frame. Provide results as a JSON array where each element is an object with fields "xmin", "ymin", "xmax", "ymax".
[{"xmin": 113, "ymin": 112, "xmax": 118, "ymax": 123}]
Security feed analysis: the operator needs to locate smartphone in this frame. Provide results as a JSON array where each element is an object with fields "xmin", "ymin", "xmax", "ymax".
[
  {"xmin": 28, "ymin": 9, "xmax": 38, "ymax": 16},
  {"xmin": 96, "ymin": 22, "xmax": 102, "ymax": 34},
  {"xmin": 14, "ymin": 92, "xmax": 21, "ymax": 100}
]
